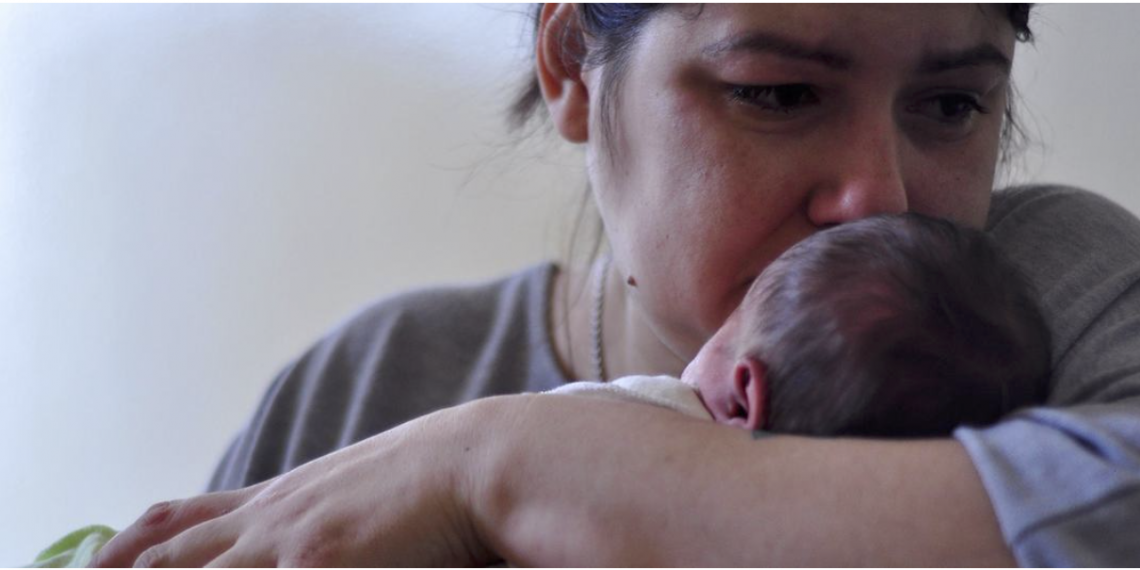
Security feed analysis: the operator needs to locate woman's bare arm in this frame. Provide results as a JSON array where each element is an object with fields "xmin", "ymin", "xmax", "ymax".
[
  {"xmin": 94, "ymin": 392, "xmax": 1013, "ymax": 566},
  {"xmin": 472, "ymin": 393, "xmax": 1015, "ymax": 567}
]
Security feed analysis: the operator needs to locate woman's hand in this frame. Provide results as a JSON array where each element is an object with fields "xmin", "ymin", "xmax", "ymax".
[{"xmin": 91, "ymin": 398, "xmax": 507, "ymax": 567}]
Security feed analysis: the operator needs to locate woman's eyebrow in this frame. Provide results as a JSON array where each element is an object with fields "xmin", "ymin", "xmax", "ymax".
[
  {"xmin": 918, "ymin": 43, "xmax": 1012, "ymax": 75},
  {"xmin": 701, "ymin": 31, "xmax": 1011, "ymax": 76},
  {"xmin": 700, "ymin": 31, "xmax": 851, "ymax": 70}
]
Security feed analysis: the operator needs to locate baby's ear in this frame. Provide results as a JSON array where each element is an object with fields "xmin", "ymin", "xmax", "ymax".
[{"xmin": 732, "ymin": 357, "xmax": 769, "ymax": 431}]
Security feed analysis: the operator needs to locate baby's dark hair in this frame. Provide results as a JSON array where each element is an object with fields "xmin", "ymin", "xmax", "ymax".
[{"xmin": 738, "ymin": 213, "xmax": 1050, "ymax": 437}]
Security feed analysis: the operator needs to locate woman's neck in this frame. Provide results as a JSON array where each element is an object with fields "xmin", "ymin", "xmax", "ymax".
[{"xmin": 550, "ymin": 259, "xmax": 689, "ymax": 382}]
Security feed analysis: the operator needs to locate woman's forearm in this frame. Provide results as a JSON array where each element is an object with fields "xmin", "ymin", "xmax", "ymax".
[{"xmin": 470, "ymin": 394, "xmax": 1016, "ymax": 567}]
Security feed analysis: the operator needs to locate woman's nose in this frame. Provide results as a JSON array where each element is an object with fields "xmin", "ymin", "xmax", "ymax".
[{"xmin": 806, "ymin": 122, "xmax": 909, "ymax": 227}]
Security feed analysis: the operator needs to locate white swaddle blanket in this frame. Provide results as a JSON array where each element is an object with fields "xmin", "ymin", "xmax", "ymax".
[{"xmin": 548, "ymin": 375, "xmax": 713, "ymax": 421}]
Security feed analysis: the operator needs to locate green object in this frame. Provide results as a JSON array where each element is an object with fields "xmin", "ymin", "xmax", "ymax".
[{"xmin": 27, "ymin": 525, "xmax": 117, "ymax": 568}]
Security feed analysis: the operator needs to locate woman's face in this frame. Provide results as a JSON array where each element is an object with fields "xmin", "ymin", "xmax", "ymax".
[{"xmin": 582, "ymin": 4, "xmax": 1017, "ymax": 358}]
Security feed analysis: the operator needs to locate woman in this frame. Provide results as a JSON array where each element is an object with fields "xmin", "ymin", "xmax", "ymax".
[{"xmin": 94, "ymin": 4, "xmax": 1140, "ymax": 566}]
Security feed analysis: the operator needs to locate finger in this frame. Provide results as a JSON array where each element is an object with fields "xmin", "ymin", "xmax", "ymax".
[
  {"xmin": 204, "ymin": 540, "xmax": 276, "ymax": 568},
  {"xmin": 92, "ymin": 486, "xmax": 255, "ymax": 568},
  {"xmin": 130, "ymin": 518, "xmax": 238, "ymax": 568}
]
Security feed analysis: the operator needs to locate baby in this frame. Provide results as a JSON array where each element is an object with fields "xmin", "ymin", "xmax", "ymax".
[{"xmin": 553, "ymin": 213, "xmax": 1051, "ymax": 437}]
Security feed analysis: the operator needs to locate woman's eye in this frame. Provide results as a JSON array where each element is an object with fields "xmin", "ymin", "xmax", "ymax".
[
  {"xmin": 728, "ymin": 84, "xmax": 819, "ymax": 115},
  {"xmin": 908, "ymin": 93, "xmax": 990, "ymax": 125}
]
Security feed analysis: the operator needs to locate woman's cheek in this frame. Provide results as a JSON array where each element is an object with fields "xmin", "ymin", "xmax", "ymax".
[{"xmin": 907, "ymin": 149, "xmax": 996, "ymax": 227}]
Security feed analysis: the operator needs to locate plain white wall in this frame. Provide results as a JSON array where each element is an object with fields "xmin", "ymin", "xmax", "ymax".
[
  {"xmin": 1, "ymin": 4, "xmax": 1137, "ymax": 564},
  {"xmin": 1008, "ymin": 4, "xmax": 1140, "ymax": 213},
  {"xmin": 0, "ymin": 4, "xmax": 585, "ymax": 563}
]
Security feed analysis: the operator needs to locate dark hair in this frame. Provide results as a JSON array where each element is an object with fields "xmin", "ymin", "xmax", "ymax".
[
  {"xmin": 740, "ymin": 213, "xmax": 1050, "ymax": 437},
  {"xmin": 510, "ymin": 4, "xmax": 1035, "ymax": 165}
]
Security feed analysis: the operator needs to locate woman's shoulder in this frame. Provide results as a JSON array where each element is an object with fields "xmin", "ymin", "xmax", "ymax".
[
  {"xmin": 208, "ymin": 261, "xmax": 567, "ymax": 490},
  {"xmin": 306, "ymin": 261, "xmax": 568, "ymax": 397},
  {"xmin": 989, "ymin": 184, "xmax": 1140, "ymax": 240},
  {"xmin": 328, "ymin": 262, "xmax": 559, "ymax": 352},
  {"xmin": 988, "ymin": 184, "xmax": 1140, "ymax": 272},
  {"xmin": 988, "ymin": 184, "xmax": 1140, "ymax": 405}
]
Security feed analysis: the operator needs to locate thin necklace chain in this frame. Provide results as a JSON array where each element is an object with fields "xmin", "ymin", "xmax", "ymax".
[{"xmin": 590, "ymin": 254, "xmax": 611, "ymax": 382}]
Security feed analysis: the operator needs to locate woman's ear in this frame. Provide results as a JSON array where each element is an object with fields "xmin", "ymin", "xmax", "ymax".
[
  {"xmin": 536, "ymin": 3, "xmax": 590, "ymax": 143},
  {"xmin": 732, "ymin": 357, "xmax": 769, "ymax": 431}
]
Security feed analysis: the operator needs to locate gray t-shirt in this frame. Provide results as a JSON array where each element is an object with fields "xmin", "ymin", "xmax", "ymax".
[{"xmin": 207, "ymin": 185, "xmax": 1140, "ymax": 566}]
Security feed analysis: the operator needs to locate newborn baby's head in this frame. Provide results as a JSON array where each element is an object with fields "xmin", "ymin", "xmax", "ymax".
[{"xmin": 681, "ymin": 213, "xmax": 1050, "ymax": 437}]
